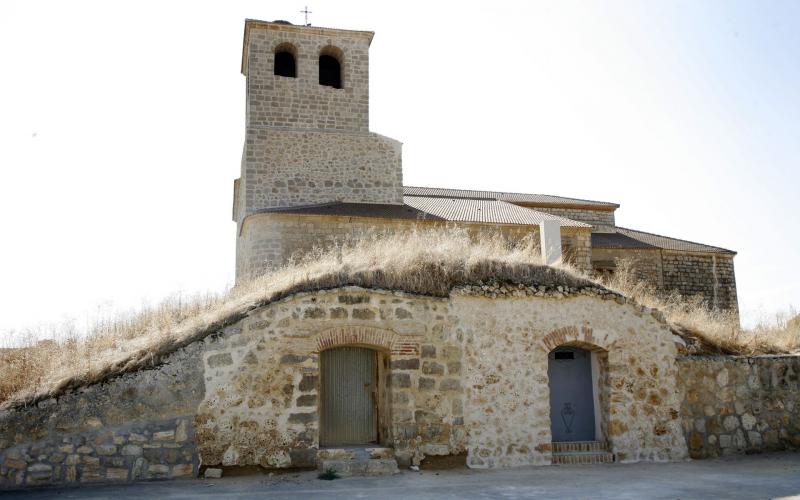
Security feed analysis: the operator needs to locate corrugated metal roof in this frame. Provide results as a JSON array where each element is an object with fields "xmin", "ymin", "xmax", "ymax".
[
  {"xmin": 403, "ymin": 186, "xmax": 619, "ymax": 209},
  {"xmin": 403, "ymin": 197, "xmax": 590, "ymax": 227},
  {"xmin": 592, "ymin": 232, "xmax": 657, "ymax": 249},
  {"xmin": 616, "ymin": 227, "xmax": 736, "ymax": 255},
  {"xmin": 255, "ymin": 198, "xmax": 589, "ymax": 228}
]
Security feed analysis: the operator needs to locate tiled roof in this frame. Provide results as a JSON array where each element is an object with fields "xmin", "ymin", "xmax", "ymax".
[
  {"xmin": 403, "ymin": 186, "xmax": 619, "ymax": 209},
  {"xmin": 591, "ymin": 232, "xmax": 657, "ymax": 250},
  {"xmin": 616, "ymin": 227, "xmax": 736, "ymax": 255},
  {"xmin": 255, "ymin": 198, "xmax": 590, "ymax": 228},
  {"xmin": 403, "ymin": 196, "xmax": 590, "ymax": 228}
]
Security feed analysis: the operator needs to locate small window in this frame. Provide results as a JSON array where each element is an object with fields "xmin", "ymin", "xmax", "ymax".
[
  {"xmin": 554, "ymin": 351, "xmax": 575, "ymax": 360},
  {"xmin": 274, "ymin": 51, "xmax": 296, "ymax": 78},
  {"xmin": 319, "ymin": 54, "xmax": 341, "ymax": 88}
]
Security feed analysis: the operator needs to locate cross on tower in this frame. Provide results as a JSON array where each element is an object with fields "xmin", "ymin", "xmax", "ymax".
[{"xmin": 301, "ymin": 6, "xmax": 312, "ymax": 26}]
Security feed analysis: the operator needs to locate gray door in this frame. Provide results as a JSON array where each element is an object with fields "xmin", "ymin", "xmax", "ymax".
[
  {"xmin": 320, "ymin": 347, "xmax": 377, "ymax": 446},
  {"xmin": 548, "ymin": 347, "xmax": 596, "ymax": 441}
]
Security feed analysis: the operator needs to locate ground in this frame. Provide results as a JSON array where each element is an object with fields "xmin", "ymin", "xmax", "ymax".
[{"xmin": 4, "ymin": 453, "xmax": 800, "ymax": 499}]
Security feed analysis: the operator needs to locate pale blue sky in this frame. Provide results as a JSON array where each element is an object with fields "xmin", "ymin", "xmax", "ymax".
[{"xmin": 0, "ymin": 1, "xmax": 798, "ymax": 341}]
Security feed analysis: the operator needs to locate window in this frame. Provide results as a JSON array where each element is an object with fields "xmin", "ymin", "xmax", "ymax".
[
  {"xmin": 274, "ymin": 51, "xmax": 296, "ymax": 77},
  {"xmin": 319, "ymin": 54, "xmax": 342, "ymax": 88}
]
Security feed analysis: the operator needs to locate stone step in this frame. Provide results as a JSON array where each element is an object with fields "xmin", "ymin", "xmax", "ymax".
[
  {"xmin": 551, "ymin": 441, "xmax": 609, "ymax": 453},
  {"xmin": 551, "ymin": 451, "xmax": 614, "ymax": 465},
  {"xmin": 317, "ymin": 447, "xmax": 394, "ymax": 462},
  {"xmin": 319, "ymin": 458, "xmax": 399, "ymax": 476}
]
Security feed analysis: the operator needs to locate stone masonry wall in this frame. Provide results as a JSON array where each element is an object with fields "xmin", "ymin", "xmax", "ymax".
[
  {"xmin": 678, "ymin": 356, "xmax": 800, "ymax": 458},
  {"xmin": 525, "ymin": 206, "xmax": 616, "ymax": 230},
  {"xmin": 662, "ymin": 251, "xmax": 738, "ymax": 312},
  {"xmin": 236, "ymin": 213, "xmax": 592, "ymax": 281},
  {"xmin": 591, "ymin": 248, "xmax": 664, "ymax": 288},
  {"xmin": 0, "ymin": 342, "xmax": 205, "ymax": 489},
  {"xmin": 240, "ymin": 129, "xmax": 403, "ymax": 217},
  {"xmin": 194, "ymin": 285, "xmax": 687, "ymax": 470},
  {"xmin": 245, "ymin": 24, "xmax": 371, "ymax": 132}
]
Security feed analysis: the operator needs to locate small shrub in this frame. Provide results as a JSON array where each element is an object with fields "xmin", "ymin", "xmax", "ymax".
[{"xmin": 317, "ymin": 467, "xmax": 339, "ymax": 480}]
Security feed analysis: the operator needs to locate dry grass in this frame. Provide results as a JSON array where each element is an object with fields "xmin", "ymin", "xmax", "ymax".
[
  {"xmin": 599, "ymin": 258, "xmax": 800, "ymax": 356},
  {"xmin": 0, "ymin": 228, "xmax": 797, "ymax": 409}
]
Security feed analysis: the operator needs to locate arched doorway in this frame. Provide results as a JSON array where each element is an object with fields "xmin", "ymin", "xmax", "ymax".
[
  {"xmin": 320, "ymin": 346, "xmax": 380, "ymax": 446},
  {"xmin": 548, "ymin": 346, "xmax": 596, "ymax": 442}
]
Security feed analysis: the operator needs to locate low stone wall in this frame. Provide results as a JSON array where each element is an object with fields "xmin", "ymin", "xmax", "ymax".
[
  {"xmin": 678, "ymin": 355, "xmax": 800, "ymax": 458},
  {"xmin": 0, "ymin": 417, "xmax": 196, "ymax": 488},
  {"xmin": 0, "ymin": 341, "xmax": 205, "ymax": 490}
]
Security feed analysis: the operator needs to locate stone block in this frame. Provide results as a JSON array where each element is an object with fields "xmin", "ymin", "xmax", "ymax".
[
  {"xmin": 421, "ymin": 345, "xmax": 436, "ymax": 358},
  {"xmin": 204, "ymin": 467, "xmax": 223, "ymax": 479},
  {"xmin": 106, "ymin": 468, "xmax": 129, "ymax": 481},
  {"xmin": 175, "ymin": 420, "xmax": 189, "ymax": 443},
  {"xmin": 389, "ymin": 373, "xmax": 411, "ymax": 388},
  {"xmin": 153, "ymin": 430, "xmax": 175, "ymax": 441},
  {"xmin": 419, "ymin": 378, "xmax": 436, "ymax": 391},
  {"xmin": 96, "ymin": 445, "xmax": 117, "ymax": 456},
  {"xmin": 390, "ymin": 358, "xmax": 420, "ymax": 370},
  {"xmin": 207, "ymin": 352, "xmax": 234, "ymax": 368},
  {"xmin": 147, "ymin": 464, "xmax": 170, "ymax": 478},
  {"xmin": 422, "ymin": 361, "xmax": 444, "ymax": 375},
  {"xmin": 122, "ymin": 445, "xmax": 143, "ymax": 456},
  {"xmin": 440, "ymin": 379, "xmax": 461, "ymax": 391},
  {"xmin": 288, "ymin": 412, "xmax": 317, "ymax": 424},
  {"xmin": 296, "ymin": 394, "xmax": 317, "ymax": 407},
  {"xmin": 299, "ymin": 375, "xmax": 318, "ymax": 392},
  {"xmin": 171, "ymin": 464, "xmax": 194, "ymax": 478}
]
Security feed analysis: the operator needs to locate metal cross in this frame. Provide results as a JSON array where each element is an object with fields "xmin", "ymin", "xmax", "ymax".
[{"xmin": 301, "ymin": 6, "xmax": 312, "ymax": 26}]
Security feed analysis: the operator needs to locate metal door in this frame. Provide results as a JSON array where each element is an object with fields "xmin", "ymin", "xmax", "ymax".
[
  {"xmin": 548, "ymin": 347, "xmax": 596, "ymax": 441},
  {"xmin": 320, "ymin": 347, "xmax": 377, "ymax": 446}
]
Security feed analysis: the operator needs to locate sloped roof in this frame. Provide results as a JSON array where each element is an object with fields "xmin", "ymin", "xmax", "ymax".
[
  {"xmin": 616, "ymin": 227, "xmax": 736, "ymax": 255},
  {"xmin": 403, "ymin": 197, "xmax": 590, "ymax": 227},
  {"xmin": 404, "ymin": 186, "xmax": 619, "ymax": 209},
  {"xmin": 254, "ymin": 198, "xmax": 590, "ymax": 228},
  {"xmin": 592, "ymin": 232, "xmax": 657, "ymax": 250}
]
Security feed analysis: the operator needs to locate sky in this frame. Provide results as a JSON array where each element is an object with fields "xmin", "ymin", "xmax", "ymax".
[{"xmin": 1, "ymin": 0, "xmax": 798, "ymax": 343}]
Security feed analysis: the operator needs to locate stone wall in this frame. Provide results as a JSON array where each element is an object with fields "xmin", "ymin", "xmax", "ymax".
[
  {"xmin": 523, "ymin": 206, "xmax": 616, "ymax": 230},
  {"xmin": 591, "ymin": 248, "xmax": 664, "ymax": 288},
  {"xmin": 2, "ymin": 283, "xmax": 692, "ymax": 490},
  {"xmin": 662, "ymin": 252, "xmax": 738, "ymax": 312},
  {"xmin": 0, "ymin": 342, "xmax": 205, "ymax": 489},
  {"xmin": 678, "ymin": 355, "xmax": 800, "ymax": 458},
  {"xmin": 245, "ymin": 23, "xmax": 371, "ymax": 132},
  {"xmin": 239, "ymin": 129, "xmax": 403, "ymax": 217},
  {"xmin": 194, "ymin": 285, "xmax": 686, "ymax": 470},
  {"xmin": 235, "ymin": 213, "xmax": 592, "ymax": 281},
  {"xmin": 590, "ymin": 249, "xmax": 738, "ymax": 313}
]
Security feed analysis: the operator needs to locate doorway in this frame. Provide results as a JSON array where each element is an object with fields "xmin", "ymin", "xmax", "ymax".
[
  {"xmin": 320, "ymin": 346, "xmax": 378, "ymax": 446},
  {"xmin": 548, "ymin": 346, "xmax": 596, "ymax": 442}
]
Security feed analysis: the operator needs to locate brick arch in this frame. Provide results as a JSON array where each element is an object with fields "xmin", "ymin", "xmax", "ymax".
[
  {"xmin": 541, "ymin": 325, "xmax": 607, "ymax": 353},
  {"xmin": 315, "ymin": 326, "xmax": 399, "ymax": 354}
]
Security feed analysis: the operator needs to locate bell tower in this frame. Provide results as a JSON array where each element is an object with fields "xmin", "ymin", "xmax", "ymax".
[{"xmin": 233, "ymin": 20, "xmax": 404, "ymax": 279}]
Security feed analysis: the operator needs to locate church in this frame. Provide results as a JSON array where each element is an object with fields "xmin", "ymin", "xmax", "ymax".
[
  {"xmin": 11, "ymin": 19, "xmax": 795, "ymax": 490},
  {"xmin": 233, "ymin": 19, "xmax": 738, "ymax": 313}
]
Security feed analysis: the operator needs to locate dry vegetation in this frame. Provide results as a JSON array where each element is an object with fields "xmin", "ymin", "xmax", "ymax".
[{"xmin": 1, "ymin": 228, "xmax": 797, "ymax": 409}]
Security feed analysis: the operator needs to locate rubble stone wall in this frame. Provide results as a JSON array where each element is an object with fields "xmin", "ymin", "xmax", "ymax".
[
  {"xmin": 0, "ymin": 343, "xmax": 205, "ymax": 489},
  {"xmin": 678, "ymin": 355, "xmax": 800, "ymax": 458}
]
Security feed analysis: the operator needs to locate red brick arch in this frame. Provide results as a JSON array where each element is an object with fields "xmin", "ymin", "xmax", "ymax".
[
  {"xmin": 314, "ymin": 326, "xmax": 419, "ymax": 356},
  {"xmin": 541, "ymin": 325, "xmax": 607, "ymax": 353}
]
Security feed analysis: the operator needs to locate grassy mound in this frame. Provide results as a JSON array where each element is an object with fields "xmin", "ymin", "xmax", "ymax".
[{"xmin": 1, "ymin": 228, "xmax": 797, "ymax": 409}]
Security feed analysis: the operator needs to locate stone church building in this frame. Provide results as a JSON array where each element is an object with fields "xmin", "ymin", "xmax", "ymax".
[
  {"xmin": 233, "ymin": 19, "xmax": 738, "ymax": 313},
  {"xmin": 10, "ymin": 20, "xmax": 797, "ymax": 491}
]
